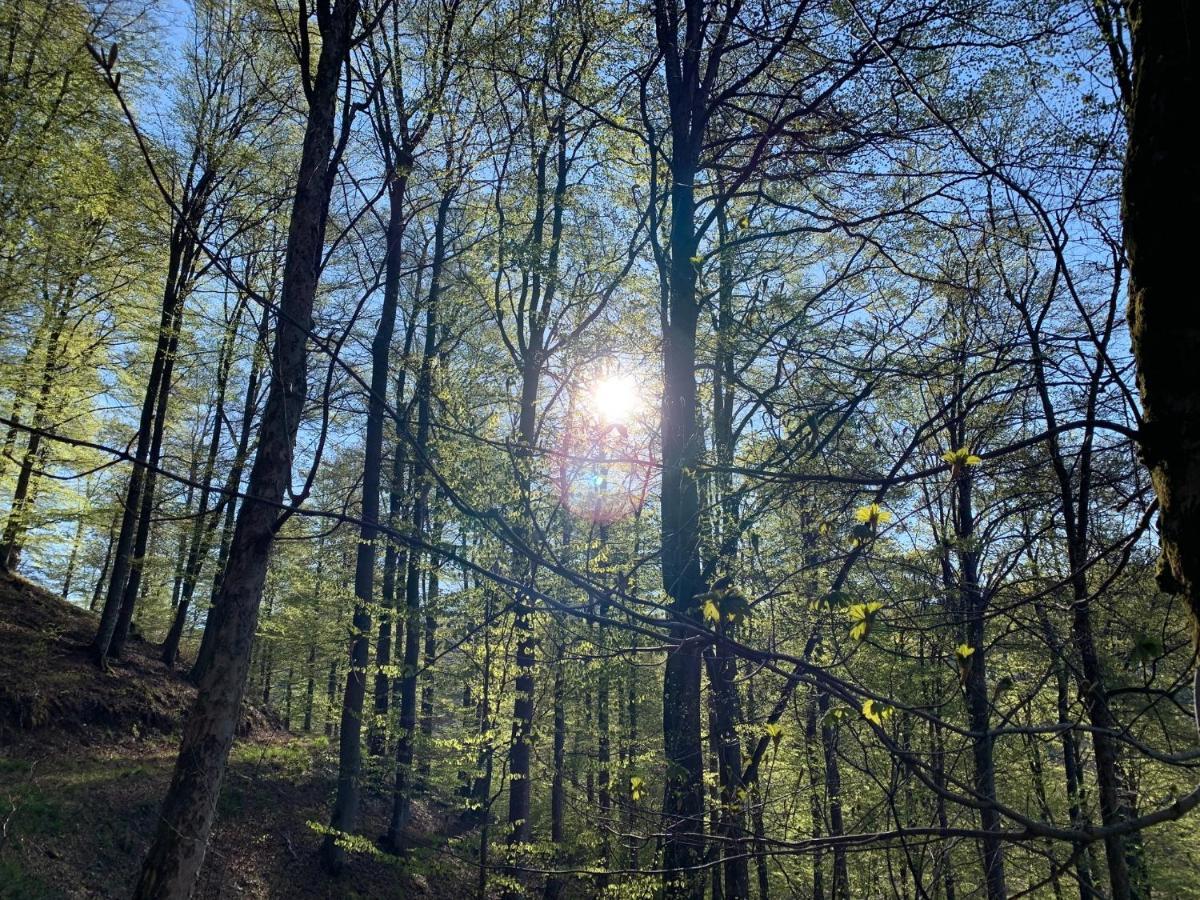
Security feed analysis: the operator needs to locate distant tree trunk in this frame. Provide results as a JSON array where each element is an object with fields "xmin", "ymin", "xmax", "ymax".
[
  {"xmin": 326, "ymin": 659, "xmax": 339, "ymax": 738},
  {"xmin": 61, "ymin": 513, "xmax": 85, "ymax": 599},
  {"xmin": 502, "ymin": 111, "xmax": 570, "ymax": 894},
  {"xmin": 1123, "ymin": 0, "xmax": 1200, "ymax": 729},
  {"xmin": 162, "ymin": 297, "xmax": 246, "ymax": 667},
  {"xmin": 304, "ymin": 643, "xmax": 316, "ymax": 733},
  {"xmin": 1, "ymin": 297, "xmax": 67, "ymax": 570},
  {"xmin": 705, "ymin": 206, "xmax": 750, "ymax": 899},
  {"xmin": 817, "ymin": 691, "xmax": 850, "ymax": 900},
  {"xmin": 544, "ymin": 630, "xmax": 567, "ymax": 900},
  {"xmin": 387, "ymin": 187, "xmax": 450, "ymax": 849},
  {"xmin": 946, "ymin": 415, "xmax": 1006, "ymax": 900},
  {"xmin": 323, "ymin": 149, "xmax": 411, "ymax": 875},
  {"xmin": 190, "ymin": 305, "xmax": 269, "ymax": 683},
  {"xmin": 168, "ymin": 491, "xmax": 195, "ymax": 612},
  {"xmin": 95, "ymin": 173, "xmax": 210, "ymax": 664},
  {"xmin": 131, "ymin": 4, "xmax": 359, "ymax": 893},
  {"xmin": 804, "ymin": 698, "xmax": 826, "ymax": 900},
  {"xmin": 418, "ymin": 546, "xmax": 440, "ymax": 789},
  {"xmin": 370, "ymin": 359, "xmax": 413, "ymax": 755},
  {"xmin": 0, "ymin": 322, "xmax": 47, "ymax": 484},
  {"xmin": 90, "ymin": 507, "xmax": 120, "ymax": 612},
  {"xmin": 284, "ymin": 667, "xmax": 294, "ymax": 731}
]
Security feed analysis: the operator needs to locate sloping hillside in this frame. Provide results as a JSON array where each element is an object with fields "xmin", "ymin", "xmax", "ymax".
[
  {"xmin": 0, "ymin": 574, "xmax": 457, "ymax": 899},
  {"xmin": 0, "ymin": 573, "xmax": 214, "ymax": 745}
]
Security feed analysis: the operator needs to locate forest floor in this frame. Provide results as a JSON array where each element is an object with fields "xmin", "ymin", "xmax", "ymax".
[{"xmin": 0, "ymin": 572, "xmax": 462, "ymax": 899}]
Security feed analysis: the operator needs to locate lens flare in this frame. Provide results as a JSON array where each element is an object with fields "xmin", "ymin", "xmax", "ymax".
[
  {"xmin": 556, "ymin": 371, "xmax": 653, "ymax": 524},
  {"xmin": 589, "ymin": 374, "xmax": 640, "ymax": 425}
]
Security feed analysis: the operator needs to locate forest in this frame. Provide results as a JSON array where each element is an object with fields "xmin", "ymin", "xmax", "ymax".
[{"xmin": 0, "ymin": 0, "xmax": 1196, "ymax": 897}]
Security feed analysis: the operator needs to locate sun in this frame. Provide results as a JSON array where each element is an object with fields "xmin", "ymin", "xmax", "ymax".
[{"xmin": 589, "ymin": 373, "xmax": 641, "ymax": 425}]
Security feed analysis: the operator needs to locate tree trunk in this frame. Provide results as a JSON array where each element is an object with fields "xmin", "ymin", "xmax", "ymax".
[
  {"xmin": 95, "ymin": 177, "xmax": 208, "ymax": 663},
  {"xmin": 323, "ymin": 158, "xmax": 410, "ymax": 874},
  {"xmin": 131, "ymin": 6, "xmax": 358, "ymax": 893},
  {"xmin": 387, "ymin": 187, "xmax": 450, "ymax": 849},
  {"xmin": 1123, "ymin": 0, "xmax": 1200, "ymax": 677},
  {"xmin": 418, "ymin": 544, "xmax": 440, "ymax": 789},
  {"xmin": 190, "ymin": 305, "xmax": 269, "ymax": 683},
  {"xmin": 163, "ymin": 298, "xmax": 246, "ymax": 667},
  {"xmin": 1, "ymin": 300, "xmax": 67, "ymax": 570}
]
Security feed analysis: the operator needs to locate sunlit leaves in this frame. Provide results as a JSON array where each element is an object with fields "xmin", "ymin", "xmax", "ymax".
[
  {"xmin": 847, "ymin": 601, "xmax": 884, "ymax": 641},
  {"xmin": 809, "ymin": 589, "xmax": 851, "ymax": 610},
  {"xmin": 695, "ymin": 578, "xmax": 750, "ymax": 628},
  {"xmin": 861, "ymin": 699, "xmax": 894, "ymax": 727},
  {"xmin": 955, "ymin": 643, "xmax": 976, "ymax": 685},
  {"xmin": 942, "ymin": 446, "xmax": 982, "ymax": 478},
  {"xmin": 853, "ymin": 503, "xmax": 892, "ymax": 528}
]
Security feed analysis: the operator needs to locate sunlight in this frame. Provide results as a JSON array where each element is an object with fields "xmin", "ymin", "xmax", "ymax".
[{"xmin": 589, "ymin": 373, "xmax": 642, "ymax": 425}]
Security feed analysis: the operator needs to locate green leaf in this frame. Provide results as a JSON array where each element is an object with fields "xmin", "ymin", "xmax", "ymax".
[
  {"xmin": 853, "ymin": 503, "xmax": 892, "ymax": 529},
  {"xmin": 847, "ymin": 601, "xmax": 884, "ymax": 642},
  {"xmin": 861, "ymin": 699, "xmax": 894, "ymax": 727}
]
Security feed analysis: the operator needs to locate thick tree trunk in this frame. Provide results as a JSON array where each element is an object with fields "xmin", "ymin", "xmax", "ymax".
[
  {"xmin": 657, "ymin": 121, "xmax": 706, "ymax": 900},
  {"xmin": 1124, "ymin": 1, "xmax": 1200, "ymax": 648},
  {"xmin": 131, "ymin": 6, "xmax": 357, "ymax": 894}
]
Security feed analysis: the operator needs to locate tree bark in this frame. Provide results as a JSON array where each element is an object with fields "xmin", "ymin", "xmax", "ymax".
[
  {"xmin": 323, "ymin": 153, "xmax": 410, "ymax": 874},
  {"xmin": 94, "ymin": 174, "xmax": 210, "ymax": 663},
  {"xmin": 131, "ymin": 4, "xmax": 358, "ymax": 893},
  {"xmin": 1123, "ymin": 0, "xmax": 1200, "ymax": 728},
  {"xmin": 387, "ymin": 187, "xmax": 450, "ymax": 848}
]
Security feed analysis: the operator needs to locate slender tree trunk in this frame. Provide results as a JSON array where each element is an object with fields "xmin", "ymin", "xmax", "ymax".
[
  {"xmin": 805, "ymin": 698, "xmax": 826, "ymax": 900},
  {"xmin": 387, "ymin": 188, "xmax": 450, "ymax": 848},
  {"xmin": 163, "ymin": 299, "xmax": 245, "ymax": 667},
  {"xmin": 304, "ymin": 643, "xmax": 316, "ymax": 733},
  {"xmin": 323, "ymin": 161, "xmax": 410, "ymax": 874},
  {"xmin": 190, "ymin": 306, "xmax": 269, "ymax": 683},
  {"xmin": 95, "ymin": 176, "xmax": 209, "ymax": 663},
  {"xmin": 817, "ymin": 691, "xmax": 850, "ymax": 900},
  {"xmin": 370, "ymin": 359, "xmax": 412, "ymax": 755},
  {"xmin": 326, "ymin": 659, "xmax": 339, "ymax": 738},
  {"xmin": 545, "ymin": 629, "xmax": 567, "ymax": 900},
  {"xmin": 90, "ymin": 507, "xmax": 120, "ymax": 612},
  {"xmin": 418, "ymin": 549, "xmax": 439, "ymax": 789},
  {"xmin": 61, "ymin": 513, "xmax": 85, "ymax": 599},
  {"xmin": 132, "ymin": 7, "xmax": 358, "ymax": 893},
  {"xmin": 1, "ymin": 300, "xmax": 66, "ymax": 570}
]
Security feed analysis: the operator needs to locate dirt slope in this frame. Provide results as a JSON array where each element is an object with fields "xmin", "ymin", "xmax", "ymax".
[{"xmin": 0, "ymin": 573, "xmax": 462, "ymax": 899}]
